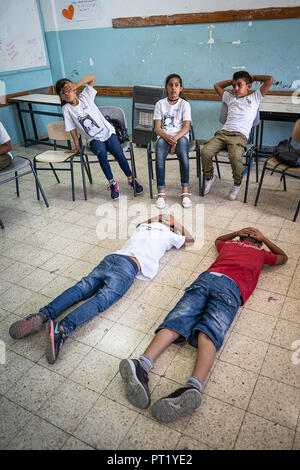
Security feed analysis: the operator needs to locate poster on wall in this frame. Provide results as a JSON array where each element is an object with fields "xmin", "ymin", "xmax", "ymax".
[{"xmin": 61, "ymin": 1, "xmax": 102, "ymax": 23}]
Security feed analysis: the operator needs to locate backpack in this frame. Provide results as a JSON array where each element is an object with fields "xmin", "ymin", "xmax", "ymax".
[
  {"xmin": 105, "ymin": 116, "xmax": 129, "ymax": 144},
  {"xmin": 273, "ymin": 140, "xmax": 300, "ymax": 168}
]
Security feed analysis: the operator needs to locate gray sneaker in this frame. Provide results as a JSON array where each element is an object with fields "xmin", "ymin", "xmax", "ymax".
[
  {"xmin": 151, "ymin": 386, "xmax": 202, "ymax": 422},
  {"xmin": 204, "ymin": 175, "xmax": 217, "ymax": 195},
  {"xmin": 119, "ymin": 358, "xmax": 150, "ymax": 409}
]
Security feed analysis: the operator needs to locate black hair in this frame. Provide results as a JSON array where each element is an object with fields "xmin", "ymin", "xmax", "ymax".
[
  {"xmin": 165, "ymin": 73, "xmax": 186, "ymax": 100},
  {"xmin": 232, "ymin": 71, "xmax": 252, "ymax": 85},
  {"xmin": 55, "ymin": 78, "xmax": 73, "ymax": 106},
  {"xmin": 240, "ymin": 235, "xmax": 261, "ymax": 245}
]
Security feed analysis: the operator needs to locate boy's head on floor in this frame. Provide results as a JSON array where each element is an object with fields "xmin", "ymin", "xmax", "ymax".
[
  {"xmin": 232, "ymin": 71, "xmax": 252, "ymax": 98},
  {"xmin": 239, "ymin": 235, "xmax": 262, "ymax": 247}
]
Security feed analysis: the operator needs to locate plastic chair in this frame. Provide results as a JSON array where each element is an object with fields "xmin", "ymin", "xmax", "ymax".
[
  {"xmin": 33, "ymin": 121, "xmax": 90, "ymax": 201},
  {"xmin": 0, "ymin": 155, "xmax": 48, "ymax": 228},
  {"xmin": 82, "ymin": 106, "xmax": 139, "ymax": 196},
  {"xmin": 254, "ymin": 119, "xmax": 300, "ymax": 222},
  {"xmin": 146, "ymin": 123, "xmax": 201, "ymax": 198},
  {"xmin": 200, "ymin": 102, "xmax": 260, "ymax": 203}
]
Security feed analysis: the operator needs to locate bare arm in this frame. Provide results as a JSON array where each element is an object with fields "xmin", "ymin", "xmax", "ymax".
[
  {"xmin": 145, "ymin": 214, "xmax": 195, "ymax": 244},
  {"xmin": 0, "ymin": 140, "xmax": 12, "ymax": 155},
  {"xmin": 251, "ymin": 75, "xmax": 274, "ymax": 97},
  {"xmin": 65, "ymin": 129, "xmax": 80, "ymax": 154},
  {"xmin": 245, "ymin": 227, "xmax": 288, "ymax": 265},
  {"xmin": 154, "ymin": 120, "xmax": 177, "ymax": 146},
  {"xmin": 214, "ymin": 79, "xmax": 233, "ymax": 98},
  {"xmin": 74, "ymin": 74, "xmax": 95, "ymax": 89}
]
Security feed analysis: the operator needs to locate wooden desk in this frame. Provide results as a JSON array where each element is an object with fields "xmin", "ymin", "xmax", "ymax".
[
  {"xmin": 9, "ymin": 94, "xmax": 63, "ymax": 147},
  {"xmin": 258, "ymin": 95, "xmax": 300, "ymax": 153}
]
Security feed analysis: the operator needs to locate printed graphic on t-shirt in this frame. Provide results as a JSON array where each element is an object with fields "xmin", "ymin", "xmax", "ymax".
[
  {"xmin": 163, "ymin": 112, "xmax": 176, "ymax": 128},
  {"xmin": 78, "ymin": 114, "xmax": 104, "ymax": 138}
]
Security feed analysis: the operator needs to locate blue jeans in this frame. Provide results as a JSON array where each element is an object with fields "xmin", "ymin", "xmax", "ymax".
[
  {"xmin": 40, "ymin": 254, "xmax": 138, "ymax": 335},
  {"xmin": 156, "ymin": 272, "xmax": 242, "ymax": 351},
  {"xmin": 155, "ymin": 136, "xmax": 190, "ymax": 190},
  {"xmin": 90, "ymin": 134, "xmax": 132, "ymax": 181}
]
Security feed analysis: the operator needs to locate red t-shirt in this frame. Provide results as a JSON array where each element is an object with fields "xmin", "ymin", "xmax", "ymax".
[{"xmin": 207, "ymin": 240, "xmax": 278, "ymax": 303}]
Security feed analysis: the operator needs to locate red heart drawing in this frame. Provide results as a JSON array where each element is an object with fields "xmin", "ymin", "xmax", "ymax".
[{"xmin": 62, "ymin": 5, "xmax": 74, "ymax": 21}]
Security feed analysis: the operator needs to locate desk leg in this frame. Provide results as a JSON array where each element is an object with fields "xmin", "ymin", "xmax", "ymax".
[
  {"xmin": 28, "ymin": 103, "xmax": 39, "ymax": 142},
  {"xmin": 16, "ymin": 103, "xmax": 28, "ymax": 146},
  {"xmin": 259, "ymin": 120, "xmax": 264, "ymax": 153}
]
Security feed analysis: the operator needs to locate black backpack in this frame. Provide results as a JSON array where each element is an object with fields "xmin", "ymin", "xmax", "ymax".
[
  {"xmin": 105, "ymin": 116, "xmax": 129, "ymax": 144},
  {"xmin": 273, "ymin": 140, "xmax": 300, "ymax": 168}
]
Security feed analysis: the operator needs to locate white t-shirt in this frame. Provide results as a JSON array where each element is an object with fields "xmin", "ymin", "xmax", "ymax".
[
  {"xmin": 114, "ymin": 222, "xmax": 186, "ymax": 281},
  {"xmin": 0, "ymin": 122, "xmax": 13, "ymax": 159},
  {"xmin": 154, "ymin": 97, "xmax": 191, "ymax": 139},
  {"xmin": 222, "ymin": 89, "xmax": 263, "ymax": 139},
  {"xmin": 62, "ymin": 85, "xmax": 115, "ymax": 144}
]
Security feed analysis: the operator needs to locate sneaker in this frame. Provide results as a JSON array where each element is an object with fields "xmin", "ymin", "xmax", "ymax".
[
  {"xmin": 9, "ymin": 312, "xmax": 48, "ymax": 339},
  {"xmin": 128, "ymin": 179, "xmax": 143, "ymax": 194},
  {"xmin": 156, "ymin": 195, "xmax": 166, "ymax": 209},
  {"xmin": 181, "ymin": 193, "xmax": 192, "ymax": 208},
  {"xmin": 229, "ymin": 184, "xmax": 242, "ymax": 201},
  {"xmin": 45, "ymin": 320, "xmax": 66, "ymax": 365},
  {"xmin": 151, "ymin": 386, "xmax": 202, "ymax": 423},
  {"xmin": 119, "ymin": 358, "xmax": 150, "ymax": 409},
  {"xmin": 203, "ymin": 175, "xmax": 217, "ymax": 195},
  {"xmin": 108, "ymin": 181, "xmax": 120, "ymax": 200}
]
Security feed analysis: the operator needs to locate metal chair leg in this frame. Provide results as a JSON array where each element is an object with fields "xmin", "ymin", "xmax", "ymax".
[
  {"xmin": 49, "ymin": 163, "xmax": 60, "ymax": 183},
  {"xmin": 243, "ymin": 154, "xmax": 251, "ymax": 203},
  {"xmin": 0, "ymin": 217, "xmax": 4, "ymax": 229},
  {"xmin": 79, "ymin": 153, "xmax": 87, "ymax": 201},
  {"xmin": 254, "ymin": 160, "xmax": 267, "ymax": 206},
  {"xmin": 33, "ymin": 158, "xmax": 40, "ymax": 201},
  {"xmin": 15, "ymin": 172, "xmax": 20, "ymax": 197},
  {"xmin": 293, "ymin": 200, "xmax": 300, "ymax": 222},
  {"xmin": 215, "ymin": 155, "xmax": 221, "ymax": 179},
  {"xmin": 147, "ymin": 146, "xmax": 153, "ymax": 199},
  {"xmin": 29, "ymin": 161, "xmax": 49, "ymax": 208},
  {"xmin": 70, "ymin": 162, "xmax": 75, "ymax": 201}
]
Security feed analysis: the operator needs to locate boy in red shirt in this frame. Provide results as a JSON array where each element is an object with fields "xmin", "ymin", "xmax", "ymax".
[{"xmin": 119, "ymin": 227, "xmax": 287, "ymax": 422}]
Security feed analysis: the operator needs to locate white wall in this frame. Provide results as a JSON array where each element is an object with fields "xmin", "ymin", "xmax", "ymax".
[{"xmin": 41, "ymin": 0, "xmax": 300, "ymax": 31}]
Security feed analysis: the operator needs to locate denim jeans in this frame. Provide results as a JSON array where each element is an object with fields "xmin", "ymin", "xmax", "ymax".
[
  {"xmin": 155, "ymin": 136, "xmax": 190, "ymax": 189},
  {"xmin": 90, "ymin": 133, "xmax": 132, "ymax": 181},
  {"xmin": 40, "ymin": 254, "xmax": 138, "ymax": 335},
  {"xmin": 156, "ymin": 271, "xmax": 242, "ymax": 351}
]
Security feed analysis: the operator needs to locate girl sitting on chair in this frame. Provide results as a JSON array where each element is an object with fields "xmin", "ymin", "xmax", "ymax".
[
  {"xmin": 153, "ymin": 74, "xmax": 192, "ymax": 209},
  {"xmin": 55, "ymin": 74, "xmax": 143, "ymax": 200}
]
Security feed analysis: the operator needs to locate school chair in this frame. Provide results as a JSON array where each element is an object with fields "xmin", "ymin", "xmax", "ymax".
[
  {"xmin": 33, "ymin": 121, "xmax": 90, "ymax": 202},
  {"xmin": 81, "ymin": 106, "xmax": 139, "ymax": 196},
  {"xmin": 200, "ymin": 102, "xmax": 260, "ymax": 203},
  {"xmin": 147, "ymin": 123, "xmax": 201, "ymax": 198},
  {"xmin": 254, "ymin": 119, "xmax": 300, "ymax": 222},
  {"xmin": 0, "ymin": 155, "xmax": 48, "ymax": 228}
]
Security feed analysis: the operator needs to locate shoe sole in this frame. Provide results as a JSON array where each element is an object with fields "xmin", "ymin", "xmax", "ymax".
[
  {"xmin": 151, "ymin": 388, "xmax": 202, "ymax": 423},
  {"xmin": 9, "ymin": 315, "xmax": 44, "ymax": 339},
  {"xmin": 119, "ymin": 359, "xmax": 150, "ymax": 409},
  {"xmin": 45, "ymin": 320, "xmax": 56, "ymax": 365}
]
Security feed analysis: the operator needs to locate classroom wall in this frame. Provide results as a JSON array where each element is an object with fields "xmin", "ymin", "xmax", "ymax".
[{"xmin": 2, "ymin": 0, "xmax": 300, "ymax": 145}]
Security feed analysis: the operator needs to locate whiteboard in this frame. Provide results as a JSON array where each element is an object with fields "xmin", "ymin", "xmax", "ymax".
[{"xmin": 0, "ymin": 0, "xmax": 48, "ymax": 73}]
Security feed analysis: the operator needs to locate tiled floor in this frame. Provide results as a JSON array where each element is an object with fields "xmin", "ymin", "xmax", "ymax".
[{"xmin": 0, "ymin": 141, "xmax": 299, "ymax": 450}]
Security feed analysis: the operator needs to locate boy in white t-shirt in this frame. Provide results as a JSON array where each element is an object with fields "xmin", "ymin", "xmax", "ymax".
[
  {"xmin": 201, "ymin": 71, "xmax": 273, "ymax": 200},
  {"xmin": 0, "ymin": 121, "xmax": 13, "ymax": 170},
  {"xmin": 9, "ymin": 214, "xmax": 194, "ymax": 364}
]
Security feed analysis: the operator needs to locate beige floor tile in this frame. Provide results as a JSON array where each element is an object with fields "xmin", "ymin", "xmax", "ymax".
[
  {"xmin": 0, "ymin": 255, "xmax": 15, "ymax": 272},
  {"xmin": 0, "ymin": 261, "xmax": 35, "ymax": 283},
  {"xmin": 123, "ymin": 278, "xmax": 149, "ymax": 301},
  {"xmin": 62, "ymin": 259, "xmax": 95, "ymax": 281},
  {"xmin": 165, "ymin": 348, "xmax": 197, "ymax": 385},
  {"xmin": 204, "ymin": 360, "xmax": 257, "ymax": 409},
  {"xmin": 13, "ymin": 292, "xmax": 52, "ymax": 317},
  {"xmin": 95, "ymin": 323, "xmax": 145, "ymax": 358},
  {"xmin": 153, "ymin": 265, "xmax": 194, "ymax": 289},
  {"xmin": 0, "ymin": 349, "xmax": 34, "ymax": 395},
  {"xmin": 278, "ymin": 227, "xmax": 300, "ymax": 245},
  {"xmin": 184, "ymin": 395, "xmax": 245, "ymax": 450},
  {"xmin": 280, "ymin": 297, "xmax": 300, "ymax": 323},
  {"xmin": 235, "ymin": 412, "xmax": 294, "ymax": 450},
  {"xmin": 39, "ymin": 253, "xmax": 76, "ymax": 275},
  {"xmin": 0, "ymin": 307, "xmax": 10, "ymax": 321},
  {"xmin": 69, "ymin": 348, "xmax": 119, "ymax": 393},
  {"xmin": 101, "ymin": 297, "xmax": 133, "ymax": 322},
  {"xmin": 245, "ymin": 288, "xmax": 285, "ymax": 317},
  {"xmin": 118, "ymin": 302, "xmax": 164, "ymax": 334},
  {"xmin": 62, "ymin": 240, "xmax": 94, "ymax": 259},
  {"xmin": 287, "ymin": 276, "xmax": 300, "ymax": 299},
  {"xmin": 7, "ymin": 415, "xmax": 69, "ymax": 450},
  {"xmin": 271, "ymin": 319, "xmax": 300, "ymax": 350},
  {"xmin": 70, "ymin": 316, "xmax": 114, "ymax": 347},
  {"xmin": 5, "ymin": 364, "xmax": 65, "ymax": 413},
  {"xmin": 73, "ymin": 396, "xmax": 138, "ymax": 449},
  {"xmin": 176, "ymin": 435, "xmax": 211, "ymax": 450},
  {"xmin": 37, "ymin": 379, "xmax": 99, "ymax": 433},
  {"xmin": 272, "ymin": 241, "xmax": 300, "ymax": 261},
  {"xmin": 0, "ymin": 397, "xmax": 33, "ymax": 449},
  {"xmin": 0, "ymin": 279, "xmax": 12, "ymax": 295},
  {"xmin": 39, "ymin": 275, "xmax": 76, "ymax": 298},
  {"xmin": 18, "ymin": 268, "xmax": 58, "ymax": 292},
  {"xmin": 119, "ymin": 414, "xmax": 181, "ymax": 450},
  {"xmin": 135, "ymin": 283, "xmax": 178, "ymax": 309},
  {"xmin": 248, "ymin": 376, "xmax": 300, "ymax": 429},
  {"xmin": 61, "ymin": 437, "xmax": 94, "ymax": 450},
  {"xmin": 220, "ymin": 333, "xmax": 268, "ymax": 373},
  {"xmin": 233, "ymin": 308, "xmax": 276, "ymax": 342},
  {"xmin": 261, "ymin": 345, "xmax": 300, "ymax": 388},
  {"xmin": 293, "ymin": 432, "xmax": 300, "ymax": 450},
  {"xmin": 256, "ymin": 271, "xmax": 291, "ymax": 296}
]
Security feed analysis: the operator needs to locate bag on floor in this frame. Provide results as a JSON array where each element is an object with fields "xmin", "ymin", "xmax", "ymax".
[
  {"xmin": 105, "ymin": 116, "xmax": 129, "ymax": 144},
  {"xmin": 273, "ymin": 140, "xmax": 300, "ymax": 167}
]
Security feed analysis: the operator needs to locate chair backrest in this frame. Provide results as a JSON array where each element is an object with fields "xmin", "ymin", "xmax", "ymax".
[
  {"xmin": 98, "ymin": 106, "xmax": 128, "ymax": 129},
  {"xmin": 48, "ymin": 121, "xmax": 72, "ymax": 141},
  {"xmin": 291, "ymin": 119, "xmax": 300, "ymax": 144},
  {"xmin": 219, "ymin": 101, "xmax": 260, "ymax": 128}
]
